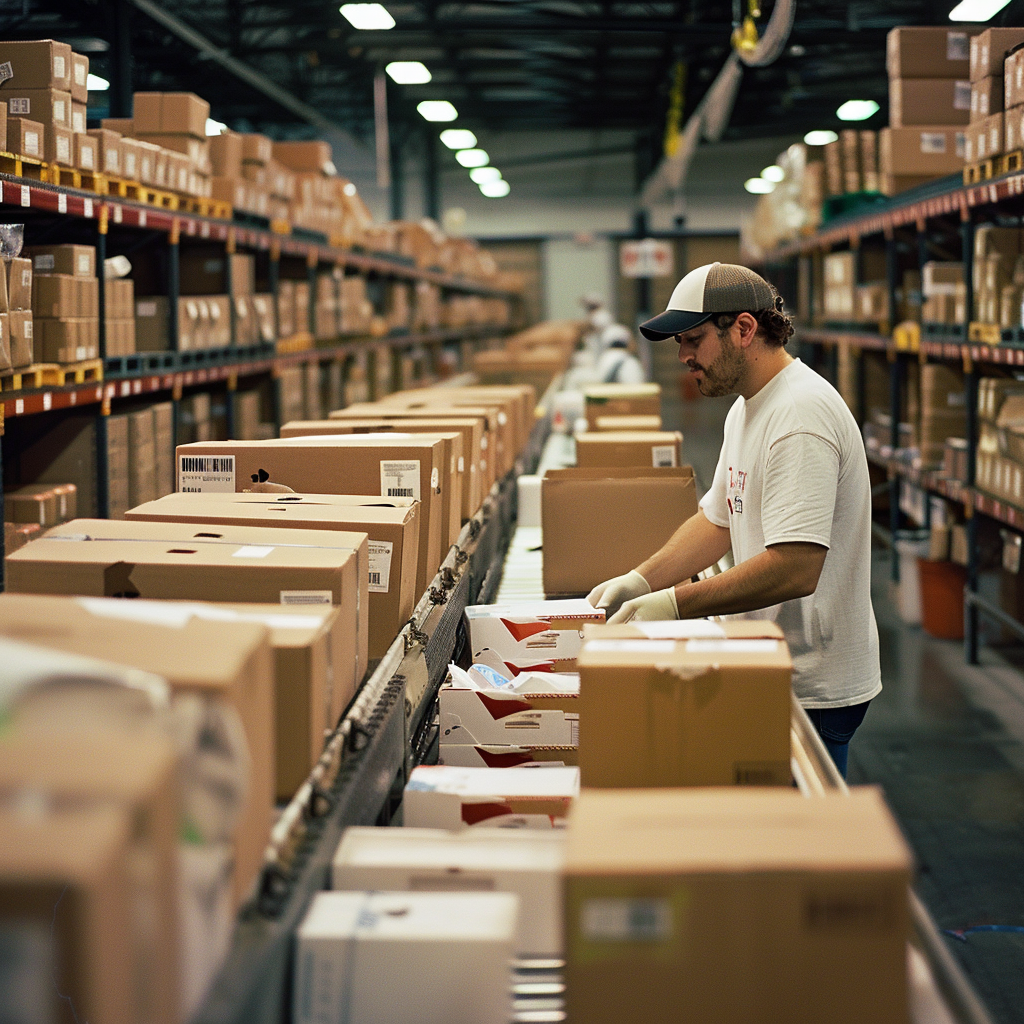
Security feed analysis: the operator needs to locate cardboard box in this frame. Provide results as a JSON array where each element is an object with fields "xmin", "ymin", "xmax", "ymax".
[
  {"xmin": 886, "ymin": 26, "xmax": 975, "ymax": 79},
  {"xmin": 71, "ymin": 98, "xmax": 86, "ymax": 133},
  {"xmin": 971, "ymin": 27, "xmax": 1024, "ymax": 81},
  {"xmin": 5, "ymin": 86, "xmax": 71, "ymax": 128},
  {"xmin": 403, "ymin": 764, "xmax": 580, "ymax": 830},
  {"xmin": 0, "ymin": 723, "xmax": 181, "ymax": 1024},
  {"xmin": 126, "ymin": 492, "xmax": 412, "ymax": 657},
  {"xmin": 564, "ymin": 787, "xmax": 913, "ymax": 1024},
  {"xmin": 542, "ymin": 466, "xmax": 698, "ymax": 596},
  {"xmin": 590, "ymin": 413, "xmax": 663, "ymax": 431},
  {"xmin": 33, "ymin": 274, "xmax": 97, "ymax": 318},
  {"xmin": 6, "ymin": 257, "xmax": 29, "ymax": 310},
  {"xmin": 575, "ymin": 430, "xmax": 682, "ymax": 468},
  {"xmin": 175, "ymin": 436, "xmax": 447, "ymax": 596},
  {"xmin": 241, "ymin": 132, "xmax": 273, "ymax": 164},
  {"xmin": 7, "ymin": 114, "xmax": 42, "ymax": 158},
  {"xmin": 0, "ymin": 311, "xmax": 9, "ymax": 371},
  {"xmin": 75, "ymin": 128, "xmax": 97, "ymax": 171},
  {"xmin": 294, "ymin": 890, "xmax": 516, "ymax": 1024},
  {"xmin": 464, "ymin": 599, "xmax": 604, "ymax": 670},
  {"xmin": 889, "ymin": 77, "xmax": 971, "ymax": 127},
  {"xmin": 0, "ymin": 39, "xmax": 72, "ymax": 89},
  {"xmin": 135, "ymin": 295, "xmax": 170, "ymax": 351},
  {"xmin": 70, "ymin": 51, "xmax": 88, "ymax": 102},
  {"xmin": 273, "ymin": 138, "xmax": 333, "ymax": 173},
  {"xmin": 0, "ymin": 592, "xmax": 275, "ymax": 908},
  {"xmin": 8, "ymin": 308, "xmax": 32, "ymax": 366},
  {"xmin": 967, "ymin": 111, "xmax": 1005, "ymax": 160},
  {"xmin": 576, "ymin": 622, "xmax": 792, "ymax": 787},
  {"xmin": 25, "ymin": 243, "xmax": 96, "ymax": 278},
  {"xmin": 35, "ymin": 316, "xmax": 97, "ymax": 363},
  {"xmin": 331, "ymin": 826, "xmax": 564, "ymax": 956},
  {"xmin": 4, "ymin": 483, "xmax": 58, "ymax": 526},
  {"xmin": 133, "ymin": 91, "xmax": 209, "ymax": 137},
  {"xmin": 583, "ymin": 383, "xmax": 661, "ymax": 430},
  {"xmin": 0, "ymin": 802, "xmax": 136, "ymax": 1024},
  {"xmin": 87, "ymin": 127, "xmax": 122, "ymax": 174},
  {"xmin": 879, "ymin": 126, "xmax": 966, "ymax": 176},
  {"xmin": 971, "ymin": 74, "xmax": 1004, "ymax": 121},
  {"xmin": 43, "ymin": 121, "xmax": 73, "ymax": 165}
]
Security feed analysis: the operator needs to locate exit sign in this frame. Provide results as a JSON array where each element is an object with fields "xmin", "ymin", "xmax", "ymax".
[{"xmin": 620, "ymin": 239, "xmax": 673, "ymax": 278}]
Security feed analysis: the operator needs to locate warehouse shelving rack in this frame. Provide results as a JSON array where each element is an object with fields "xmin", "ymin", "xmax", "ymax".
[
  {"xmin": 0, "ymin": 172, "xmax": 520, "ymax": 584},
  {"xmin": 757, "ymin": 168, "xmax": 1024, "ymax": 665}
]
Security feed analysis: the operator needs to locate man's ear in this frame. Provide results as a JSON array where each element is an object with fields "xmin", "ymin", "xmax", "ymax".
[{"xmin": 735, "ymin": 312, "xmax": 759, "ymax": 348}]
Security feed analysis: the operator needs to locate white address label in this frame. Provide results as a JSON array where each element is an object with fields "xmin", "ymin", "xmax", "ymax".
[
  {"xmin": 178, "ymin": 454, "xmax": 235, "ymax": 493},
  {"xmin": 381, "ymin": 459, "xmax": 420, "ymax": 500},
  {"xmin": 685, "ymin": 639, "xmax": 779, "ymax": 653},
  {"xmin": 280, "ymin": 590, "xmax": 333, "ymax": 605},
  {"xmin": 367, "ymin": 539, "xmax": 393, "ymax": 594},
  {"xmin": 651, "ymin": 444, "xmax": 677, "ymax": 468},
  {"xmin": 581, "ymin": 899, "xmax": 673, "ymax": 941}
]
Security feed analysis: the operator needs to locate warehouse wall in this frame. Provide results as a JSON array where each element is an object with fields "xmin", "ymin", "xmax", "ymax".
[{"xmin": 542, "ymin": 236, "xmax": 617, "ymax": 321}]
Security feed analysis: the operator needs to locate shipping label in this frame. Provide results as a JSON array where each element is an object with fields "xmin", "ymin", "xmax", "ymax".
[
  {"xmin": 380, "ymin": 459, "xmax": 420, "ymax": 500},
  {"xmin": 920, "ymin": 132, "xmax": 947, "ymax": 155},
  {"xmin": 0, "ymin": 62, "xmax": 13, "ymax": 85},
  {"xmin": 685, "ymin": 639, "xmax": 779, "ymax": 654},
  {"xmin": 280, "ymin": 590, "xmax": 333, "ymax": 605},
  {"xmin": 651, "ymin": 444, "xmax": 677, "ymax": 467},
  {"xmin": 178, "ymin": 454, "xmax": 235, "ymax": 493},
  {"xmin": 367, "ymin": 539, "xmax": 394, "ymax": 594},
  {"xmin": 581, "ymin": 898, "xmax": 674, "ymax": 941}
]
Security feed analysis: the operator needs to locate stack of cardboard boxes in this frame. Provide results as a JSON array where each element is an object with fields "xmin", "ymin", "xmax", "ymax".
[
  {"xmin": 1, "ymin": 251, "xmax": 33, "ymax": 370},
  {"xmin": 823, "ymin": 130, "xmax": 879, "ymax": 196},
  {"xmin": 972, "ymin": 224, "xmax": 1024, "ymax": 328},
  {"xmin": 26, "ymin": 243, "xmax": 97, "ymax": 363},
  {"xmin": 977, "ymin": 376, "xmax": 1024, "ymax": 506}
]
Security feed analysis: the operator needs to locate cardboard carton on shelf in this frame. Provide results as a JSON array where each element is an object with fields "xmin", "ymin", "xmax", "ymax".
[
  {"xmin": 971, "ymin": 27, "xmax": 1024, "ymax": 82},
  {"xmin": 8, "ymin": 309, "xmax": 32, "ymax": 366},
  {"xmin": 879, "ymin": 125, "xmax": 966, "ymax": 177},
  {"xmin": 886, "ymin": 26, "xmax": 977, "ymax": 79},
  {"xmin": 25, "ymin": 243, "xmax": 96, "ymax": 278},
  {"xmin": 294, "ymin": 890, "xmax": 517, "ymax": 1024},
  {"xmin": 542, "ymin": 466, "xmax": 698, "ymax": 597},
  {"xmin": 175, "ymin": 435, "xmax": 447, "ymax": 597},
  {"xmin": 0, "ymin": 39, "xmax": 73, "ymax": 90},
  {"xmin": 564, "ymin": 787, "xmax": 913, "ymax": 1024},
  {"xmin": 74, "ymin": 129, "xmax": 97, "ymax": 172},
  {"xmin": 0, "ymin": 592, "xmax": 276, "ymax": 909},
  {"xmin": 70, "ymin": 51, "xmax": 88, "ymax": 103},
  {"xmin": 86, "ymin": 127, "xmax": 122, "ymax": 175},
  {"xmin": 575, "ymin": 430, "xmax": 683, "ymax": 468},
  {"xmin": 971, "ymin": 75, "xmax": 1004, "ymax": 121},
  {"xmin": 403, "ymin": 764, "xmax": 580, "ymax": 830},
  {"xmin": 6, "ymin": 114, "xmax": 43, "ymax": 159},
  {"xmin": 5, "ymin": 86, "xmax": 72, "ymax": 128},
  {"xmin": 888, "ymin": 77, "xmax": 971, "ymax": 128},
  {"xmin": 331, "ymin": 826, "xmax": 564, "ymax": 956},
  {"xmin": 576, "ymin": 620, "xmax": 793, "ymax": 788}
]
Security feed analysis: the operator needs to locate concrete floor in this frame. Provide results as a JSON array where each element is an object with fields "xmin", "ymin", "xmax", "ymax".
[{"xmin": 659, "ymin": 359, "xmax": 1024, "ymax": 1024}]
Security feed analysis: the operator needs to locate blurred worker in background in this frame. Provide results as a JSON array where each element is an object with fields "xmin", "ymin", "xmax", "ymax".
[
  {"xmin": 594, "ymin": 324, "xmax": 645, "ymax": 384},
  {"xmin": 586, "ymin": 262, "xmax": 880, "ymax": 777}
]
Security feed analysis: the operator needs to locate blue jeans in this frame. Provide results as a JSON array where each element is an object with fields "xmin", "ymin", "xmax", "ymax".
[{"xmin": 804, "ymin": 700, "xmax": 871, "ymax": 779}]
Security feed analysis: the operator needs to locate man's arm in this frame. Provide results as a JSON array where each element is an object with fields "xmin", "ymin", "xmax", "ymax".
[{"xmin": 636, "ymin": 509, "xmax": 733, "ymax": 590}]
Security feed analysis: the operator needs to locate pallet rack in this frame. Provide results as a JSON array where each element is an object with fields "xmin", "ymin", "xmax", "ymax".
[
  {"xmin": 0, "ymin": 171, "xmax": 520, "ymax": 585},
  {"xmin": 758, "ymin": 168, "xmax": 1024, "ymax": 665}
]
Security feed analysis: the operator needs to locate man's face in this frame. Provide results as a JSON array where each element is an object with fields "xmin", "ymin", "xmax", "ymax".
[{"xmin": 675, "ymin": 319, "xmax": 746, "ymax": 397}]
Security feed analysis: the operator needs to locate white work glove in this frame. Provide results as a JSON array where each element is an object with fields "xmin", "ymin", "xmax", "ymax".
[
  {"xmin": 607, "ymin": 587, "xmax": 679, "ymax": 625},
  {"xmin": 587, "ymin": 570, "xmax": 651, "ymax": 618}
]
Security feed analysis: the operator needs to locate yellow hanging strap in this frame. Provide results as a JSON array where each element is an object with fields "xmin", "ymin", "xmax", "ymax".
[
  {"xmin": 732, "ymin": 0, "xmax": 761, "ymax": 52},
  {"xmin": 664, "ymin": 62, "xmax": 687, "ymax": 159}
]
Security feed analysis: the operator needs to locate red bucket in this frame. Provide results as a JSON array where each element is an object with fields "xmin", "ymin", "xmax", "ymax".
[{"xmin": 917, "ymin": 558, "xmax": 967, "ymax": 640}]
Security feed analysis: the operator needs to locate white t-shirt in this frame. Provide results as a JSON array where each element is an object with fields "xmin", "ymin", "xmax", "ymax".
[{"xmin": 699, "ymin": 358, "xmax": 881, "ymax": 709}]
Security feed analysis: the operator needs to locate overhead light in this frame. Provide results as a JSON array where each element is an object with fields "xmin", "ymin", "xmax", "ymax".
[
  {"xmin": 480, "ymin": 179, "xmax": 510, "ymax": 197},
  {"xmin": 470, "ymin": 166, "xmax": 502, "ymax": 184},
  {"xmin": 205, "ymin": 118, "xmax": 228, "ymax": 136},
  {"xmin": 87, "ymin": 73, "xmax": 109, "ymax": 91},
  {"xmin": 343, "ymin": 182, "xmax": 357, "ymax": 195},
  {"xmin": 804, "ymin": 129, "xmax": 839, "ymax": 146},
  {"xmin": 949, "ymin": 0, "xmax": 1012, "ymax": 20},
  {"xmin": 456, "ymin": 148, "xmax": 489, "ymax": 168},
  {"xmin": 339, "ymin": 3, "xmax": 395, "ymax": 29},
  {"xmin": 440, "ymin": 128, "xmax": 477, "ymax": 150},
  {"xmin": 837, "ymin": 99, "xmax": 879, "ymax": 121},
  {"xmin": 386, "ymin": 61, "xmax": 431, "ymax": 84},
  {"xmin": 417, "ymin": 100, "xmax": 458, "ymax": 122},
  {"xmin": 761, "ymin": 164, "xmax": 785, "ymax": 182},
  {"xmin": 744, "ymin": 177, "xmax": 775, "ymax": 194}
]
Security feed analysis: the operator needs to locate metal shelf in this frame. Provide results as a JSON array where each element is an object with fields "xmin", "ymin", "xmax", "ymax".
[{"xmin": 799, "ymin": 326, "xmax": 1024, "ymax": 367}]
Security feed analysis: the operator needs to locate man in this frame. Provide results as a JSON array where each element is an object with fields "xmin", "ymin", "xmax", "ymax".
[
  {"xmin": 594, "ymin": 324, "xmax": 646, "ymax": 384},
  {"xmin": 587, "ymin": 262, "xmax": 880, "ymax": 775}
]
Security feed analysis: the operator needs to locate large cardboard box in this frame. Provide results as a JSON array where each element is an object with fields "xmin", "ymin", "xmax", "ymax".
[
  {"xmin": 0, "ymin": 724, "xmax": 180, "ymax": 1024},
  {"xmin": 0, "ymin": 802, "xmax": 135, "ymax": 1024},
  {"xmin": 6, "ymin": 114, "xmax": 42, "ymax": 158},
  {"xmin": 126, "ymin": 491, "xmax": 416, "ymax": 661},
  {"xmin": 25, "ymin": 242, "xmax": 96, "ymax": 278},
  {"xmin": 971, "ymin": 27, "xmax": 1024, "ymax": 81},
  {"xmin": 888, "ymin": 77, "xmax": 970, "ymax": 127},
  {"xmin": 583, "ymin": 383, "xmax": 661, "ymax": 431},
  {"xmin": 0, "ymin": 39, "xmax": 73, "ymax": 89},
  {"xmin": 886, "ymin": 26, "xmax": 976, "ymax": 79},
  {"xmin": 0, "ymin": 592, "xmax": 275, "ymax": 908},
  {"xmin": 288, "ymin": 415, "xmax": 483, "ymax": 521},
  {"xmin": 5, "ymin": 85, "xmax": 71, "ymax": 128},
  {"xmin": 878, "ymin": 126, "xmax": 966, "ymax": 176},
  {"xmin": 175, "ymin": 436, "xmax": 446, "ymax": 596},
  {"xmin": 294, "ymin": 890, "xmax": 517, "ymax": 1024},
  {"xmin": 542, "ymin": 466, "xmax": 698, "ymax": 596},
  {"xmin": 464, "ymin": 598, "xmax": 604, "ymax": 671},
  {"xmin": 564, "ymin": 787, "xmax": 913, "ymax": 1024},
  {"xmin": 331, "ymin": 826, "xmax": 564, "ymax": 956},
  {"xmin": 575, "ymin": 430, "xmax": 682, "ymax": 469},
  {"xmin": 576, "ymin": 621, "xmax": 792, "ymax": 787},
  {"xmin": 403, "ymin": 764, "xmax": 580, "ymax": 830}
]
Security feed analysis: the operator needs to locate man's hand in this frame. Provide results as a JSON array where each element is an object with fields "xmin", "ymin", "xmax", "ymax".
[
  {"xmin": 587, "ymin": 570, "xmax": 650, "ymax": 618},
  {"xmin": 607, "ymin": 587, "xmax": 679, "ymax": 624}
]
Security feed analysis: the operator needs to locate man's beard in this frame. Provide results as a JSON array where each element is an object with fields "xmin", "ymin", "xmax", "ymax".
[{"xmin": 687, "ymin": 329, "xmax": 745, "ymax": 397}]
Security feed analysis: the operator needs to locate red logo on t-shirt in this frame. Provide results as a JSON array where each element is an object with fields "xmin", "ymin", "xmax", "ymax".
[{"xmin": 727, "ymin": 466, "xmax": 747, "ymax": 515}]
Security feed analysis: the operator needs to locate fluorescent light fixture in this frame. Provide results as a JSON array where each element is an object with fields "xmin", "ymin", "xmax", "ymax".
[
  {"xmin": 440, "ymin": 129, "xmax": 477, "ymax": 150},
  {"xmin": 804, "ymin": 129, "xmax": 839, "ymax": 146},
  {"xmin": 417, "ymin": 100, "xmax": 458, "ymax": 122},
  {"xmin": 205, "ymin": 118, "xmax": 228, "ymax": 136},
  {"xmin": 87, "ymin": 73, "xmax": 109, "ymax": 91},
  {"xmin": 386, "ymin": 61, "xmax": 431, "ymax": 84},
  {"xmin": 339, "ymin": 3, "xmax": 395, "ymax": 29},
  {"xmin": 837, "ymin": 99, "xmax": 879, "ymax": 121},
  {"xmin": 470, "ymin": 166, "xmax": 502, "ymax": 184},
  {"xmin": 744, "ymin": 177, "xmax": 775, "ymax": 194},
  {"xmin": 343, "ymin": 182, "xmax": 357, "ymax": 195},
  {"xmin": 761, "ymin": 164, "xmax": 785, "ymax": 182},
  {"xmin": 456, "ymin": 148, "xmax": 489, "ymax": 168},
  {"xmin": 480, "ymin": 179, "xmax": 510, "ymax": 197},
  {"xmin": 949, "ymin": 0, "xmax": 1012, "ymax": 20}
]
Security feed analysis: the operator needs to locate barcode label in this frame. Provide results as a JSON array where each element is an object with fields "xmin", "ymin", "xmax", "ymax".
[
  {"xmin": 0, "ymin": 62, "xmax": 13, "ymax": 84},
  {"xmin": 281, "ymin": 590, "xmax": 333, "ymax": 605},
  {"xmin": 368, "ymin": 539, "xmax": 394, "ymax": 594},
  {"xmin": 8, "ymin": 97, "xmax": 29, "ymax": 115},
  {"xmin": 651, "ymin": 445, "xmax": 677, "ymax": 468},
  {"xmin": 178, "ymin": 454, "xmax": 235, "ymax": 493},
  {"xmin": 380, "ymin": 460, "xmax": 420, "ymax": 501}
]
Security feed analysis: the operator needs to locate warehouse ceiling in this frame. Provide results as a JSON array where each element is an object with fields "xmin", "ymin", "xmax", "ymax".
[{"xmin": 12, "ymin": 0, "xmax": 1024, "ymax": 187}]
